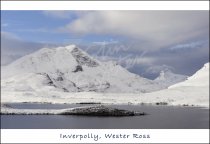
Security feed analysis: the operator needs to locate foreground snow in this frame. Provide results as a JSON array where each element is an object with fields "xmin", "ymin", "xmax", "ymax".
[{"xmin": 1, "ymin": 85, "xmax": 209, "ymax": 107}]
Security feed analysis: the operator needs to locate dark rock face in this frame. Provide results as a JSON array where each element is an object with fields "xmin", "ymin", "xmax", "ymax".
[
  {"xmin": 73, "ymin": 65, "xmax": 83, "ymax": 73},
  {"xmin": 71, "ymin": 47, "xmax": 99, "ymax": 67},
  {"xmin": 56, "ymin": 76, "xmax": 64, "ymax": 81},
  {"xmin": 60, "ymin": 105, "xmax": 146, "ymax": 117},
  {"xmin": 42, "ymin": 73, "xmax": 55, "ymax": 86}
]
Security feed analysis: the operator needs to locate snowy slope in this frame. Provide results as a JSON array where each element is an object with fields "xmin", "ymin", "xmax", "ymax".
[
  {"xmin": 169, "ymin": 63, "xmax": 209, "ymax": 88},
  {"xmin": 154, "ymin": 70, "xmax": 187, "ymax": 88},
  {"xmin": 145, "ymin": 62, "xmax": 209, "ymax": 107},
  {"xmin": 1, "ymin": 62, "xmax": 209, "ymax": 107},
  {"xmin": 1, "ymin": 45, "xmax": 163, "ymax": 93}
]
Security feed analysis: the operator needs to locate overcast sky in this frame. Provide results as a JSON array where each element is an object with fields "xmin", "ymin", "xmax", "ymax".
[{"xmin": 1, "ymin": 11, "xmax": 209, "ymax": 79}]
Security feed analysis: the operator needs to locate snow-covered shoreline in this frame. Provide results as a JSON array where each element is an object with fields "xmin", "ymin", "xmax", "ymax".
[{"xmin": 1, "ymin": 88, "xmax": 209, "ymax": 108}]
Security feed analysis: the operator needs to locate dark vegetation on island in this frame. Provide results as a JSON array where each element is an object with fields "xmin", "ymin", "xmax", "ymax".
[{"xmin": 1, "ymin": 104, "xmax": 146, "ymax": 117}]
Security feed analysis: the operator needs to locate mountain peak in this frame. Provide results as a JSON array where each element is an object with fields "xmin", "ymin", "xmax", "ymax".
[
  {"xmin": 154, "ymin": 70, "xmax": 187, "ymax": 87},
  {"xmin": 159, "ymin": 70, "xmax": 168, "ymax": 76},
  {"xmin": 65, "ymin": 44, "xmax": 77, "ymax": 50},
  {"xmin": 155, "ymin": 70, "xmax": 174, "ymax": 81},
  {"xmin": 2, "ymin": 44, "xmax": 166, "ymax": 93},
  {"xmin": 55, "ymin": 45, "xmax": 99, "ymax": 67},
  {"xmin": 2, "ymin": 45, "xmax": 101, "ymax": 78},
  {"xmin": 55, "ymin": 44, "xmax": 76, "ymax": 52}
]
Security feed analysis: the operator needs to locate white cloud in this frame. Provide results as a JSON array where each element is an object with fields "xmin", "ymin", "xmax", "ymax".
[
  {"xmin": 170, "ymin": 40, "xmax": 208, "ymax": 51},
  {"xmin": 60, "ymin": 11, "xmax": 209, "ymax": 50}
]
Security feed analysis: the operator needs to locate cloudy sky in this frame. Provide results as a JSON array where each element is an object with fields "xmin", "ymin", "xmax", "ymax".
[{"xmin": 1, "ymin": 11, "xmax": 209, "ymax": 79}]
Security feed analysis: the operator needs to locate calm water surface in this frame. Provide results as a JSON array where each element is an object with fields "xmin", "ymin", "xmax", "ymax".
[{"xmin": 1, "ymin": 103, "xmax": 209, "ymax": 129}]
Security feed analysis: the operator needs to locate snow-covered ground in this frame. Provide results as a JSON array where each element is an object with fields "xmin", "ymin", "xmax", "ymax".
[
  {"xmin": 1, "ymin": 86, "xmax": 208, "ymax": 107},
  {"xmin": 1, "ymin": 45, "xmax": 209, "ymax": 108}
]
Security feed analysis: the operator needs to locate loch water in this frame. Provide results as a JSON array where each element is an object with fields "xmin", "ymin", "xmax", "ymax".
[{"xmin": 1, "ymin": 103, "xmax": 209, "ymax": 129}]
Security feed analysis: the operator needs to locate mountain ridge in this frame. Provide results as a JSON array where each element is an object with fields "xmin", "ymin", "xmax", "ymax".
[
  {"xmin": 1, "ymin": 45, "xmax": 163, "ymax": 93},
  {"xmin": 1, "ymin": 45, "xmax": 209, "ymax": 107},
  {"xmin": 2, "ymin": 45, "xmax": 201, "ymax": 94}
]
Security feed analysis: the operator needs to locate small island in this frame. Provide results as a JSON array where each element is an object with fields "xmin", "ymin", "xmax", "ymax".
[
  {"xmin": 60, "ymin": 105, "xmax": 146, "ymax": 116},
  {"xmin": 1, "ymin": 104, "xmax": 146, "ymax": 117}
]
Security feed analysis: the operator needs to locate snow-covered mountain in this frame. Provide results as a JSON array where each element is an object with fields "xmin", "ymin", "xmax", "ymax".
[
  {"xmin": 129, "ymin": 62, "xmax": 210, "ymax": 107},
  {"xmin": 1, "ymin": 45, "xmax": 209, "ymax": 107},
  {"xmin": 169, "ymin": 63, "xmax": 209, "ymax": 88},
  {"xmin": 1, "ymin": 45, "xmax": 164, "ymax": 93},
  {"xmin": 154, "ymin": 70, "xmax": 187, "ymax": 87}
]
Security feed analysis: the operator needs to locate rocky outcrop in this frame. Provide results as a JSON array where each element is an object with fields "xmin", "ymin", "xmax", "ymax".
[{"xmin": 71, "ymin": 47, "xmax": 99, "ymax": 67}]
